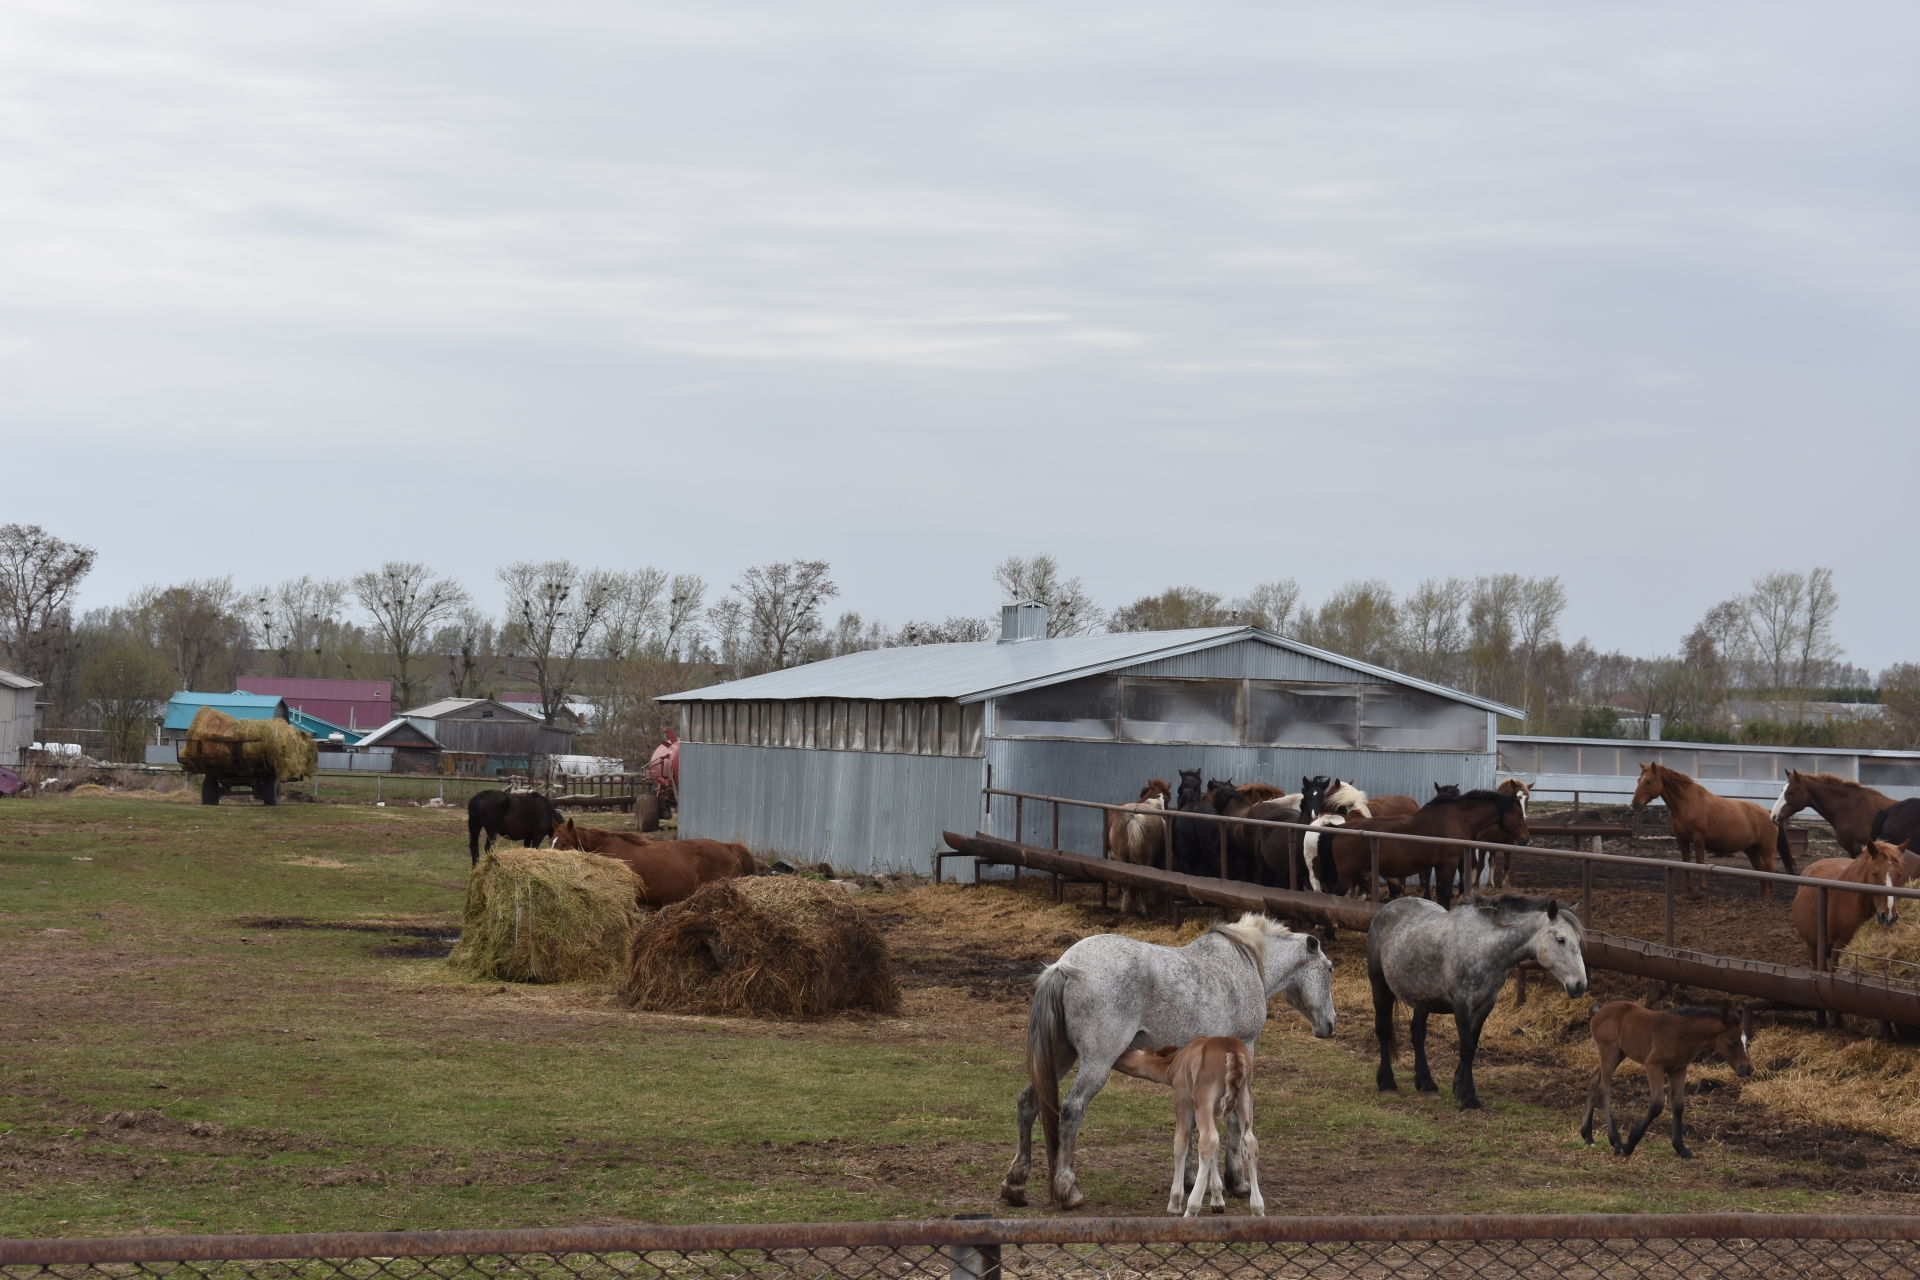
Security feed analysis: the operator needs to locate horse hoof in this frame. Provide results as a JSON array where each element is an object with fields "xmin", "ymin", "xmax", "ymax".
[
  {"xmin": 1457, "ymin": 1097, "xmax": 1482, "ymax": 1110},
  {"xmin": 998, "ymin": 1184, "xmax": 1027, "ymax": 1207},
  {"xmin": 1415, "ymin": 1080, "xmax": 1439, "ymax": 1094},
  {"xmin": 1675, "ymin": 1148, "xmax": 1694, "ymax": 1160}
]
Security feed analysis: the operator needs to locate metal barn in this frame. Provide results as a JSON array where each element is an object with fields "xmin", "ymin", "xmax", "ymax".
[
  {"xmin": 0, "ymin": 667, "xmax": 42, "ymax": 767},
  {"xmin": 659, "ymin": 604, "xmax": 1522, "ymax": 874}
]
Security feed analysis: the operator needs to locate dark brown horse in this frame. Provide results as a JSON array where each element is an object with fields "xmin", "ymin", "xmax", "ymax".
[
  {"xmin": 1581, "ymin": 1001, "xmax": 1753, "ymax": 1159},
  {"xmin": 1770, "ymin": 770, "xmax": 1896, "ymax": 856},
  {"xmin": 551, "ymin": 818, "xmax": 756, "ymax": 907},
  {"xmin": 1791, "ymin": 839, "xmax": 1907, "ymax": 969},
  {"xmin": 466, "ymin": 789, "xmax": 559, "ymax": 866},
  {"xmin": 1631, "ymin": 762, "xmax": 1787, "ymax": 897},
  {"xmin": 1317, "ymin": 791, "xmax": 1530, "ymax": 907}
]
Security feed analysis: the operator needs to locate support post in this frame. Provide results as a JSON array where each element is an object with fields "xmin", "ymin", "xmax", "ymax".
[
  {"xmin": 1664, "ymin": 867, "xmax": 1676, "ymax": 948},
  {"xmin": 1218, "ymin": 824, "xmax": 1229, "ymax": 881},
  {"xmin": 1581, "ymin": 860, "xmax": 1594, "ymax": 932},
  {"xmin": 1369, "ymin": 836, "xmax": 1382, "ymax": 903},
  {"xmin": 1816, "ymin": 886, "xmax": 1830, "ymax": 971}
]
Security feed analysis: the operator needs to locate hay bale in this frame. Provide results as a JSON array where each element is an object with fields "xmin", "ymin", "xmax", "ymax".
[
  {"xmin": 68, "ymin": 783, "xmax": 115, "ymax": 796},
  {"xmin": 448, "ymin": 848, "xmax": 641, "ymax": 984},
  {"xmin": 626, "ymin": 877, "xmax": 899, "ymax": 1018},
  {"xmin": 178, "ymin": 707, "xmax": 317, "ymax": 781},
  {"xmin": 1837, "ymin": 882, "xmax": 1920, "ymax": 976}
]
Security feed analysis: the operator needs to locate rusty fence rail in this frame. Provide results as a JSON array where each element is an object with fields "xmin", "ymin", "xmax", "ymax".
[{"xmin": 8, "ymin": 1217, "xmax": 1920, "ymax": 1280}]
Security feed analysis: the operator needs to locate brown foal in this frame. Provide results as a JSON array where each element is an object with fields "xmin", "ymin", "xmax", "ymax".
[
  {"xmin": 1115, "ymin": 1036, "xmax": 1264, "ymax": 1217},
  {"xmin": 1580, "ymin": 1001, "xmax": 1753, "ymax": 1159}
]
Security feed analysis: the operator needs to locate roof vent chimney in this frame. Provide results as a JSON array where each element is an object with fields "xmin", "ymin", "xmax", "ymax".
[{"xmin": 999, "ymin": 601, "xmax": 1049, "ymax": 644}]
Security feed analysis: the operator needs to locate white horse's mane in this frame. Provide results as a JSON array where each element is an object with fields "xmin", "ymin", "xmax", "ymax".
[{"xmin": 1326, "ymin": 781, "xmax": 1370, "ymax": 817}]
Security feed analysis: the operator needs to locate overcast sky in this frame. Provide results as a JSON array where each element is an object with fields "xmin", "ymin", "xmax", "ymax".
[{"xmin": 6, "ymin": 4, "xmax": 1916, "ymax": 669}]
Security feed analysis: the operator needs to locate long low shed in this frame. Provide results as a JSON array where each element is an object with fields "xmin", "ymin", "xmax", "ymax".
[{"xmin": 658, "ymin": 605, "xmax": 1523, "ymax": 875}]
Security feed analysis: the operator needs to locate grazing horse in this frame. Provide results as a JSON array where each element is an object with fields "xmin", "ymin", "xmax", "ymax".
[
  {"xmin": 466, "ymin": 789, "xmax": 559, "ymax": 866},
  {"xmin": 1581, "ymin": 1002, "xmax": 1753, "ymax": 1159},
  {"xmin": 1770, "ymin": 770, "xmax": 1898, "ymax": 856},
  {"xmin": 1318, "ymin": 791, "xmax": 1530, "ymax": 907},
  {"xmin": 1114, "ymin": 1036, "xmax": 1264, "ymax": 1217},
  {"xmin": 998, "ymin": 914, "xmax": 1335, "ymax": 1210},
  {"xmin": 551, "ymin": 818, "xmax": 756, "ymax": 907},
  {"xmin": 1105, "ymin": 781, "xmax": 1171, "ymax": 916},
  {"xmin": 1371, "ymin": 893, "xmax": 1588, "ymax": 1109},
  {"xmin": 1791, "ymin": 839, "xmax": 1907, "ymax": 968},
  {"xmin": 1631, "ymin": 762, "xmax": 1787, "ymax": 897}
]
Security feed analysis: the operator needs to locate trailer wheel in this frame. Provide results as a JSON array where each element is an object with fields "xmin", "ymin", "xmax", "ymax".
[
  {"xmin": 200, "ymin": 776, "xmax": 221, "ymax": 806},
  {"xmin": 256, "ymin": 777, "xmax": 280, "ymax": 806}
]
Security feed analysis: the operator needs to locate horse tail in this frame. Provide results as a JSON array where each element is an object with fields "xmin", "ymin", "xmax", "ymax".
[
  {"xmin": 1027, "ymin": 963, "xmax": 1075, "ymax": 1177},
  {"xmin": 1872, "ymin": 806, "xmax": 1890, "ymax": 844},
  {"xmin": 1775, "ymin": 820, "xmax": 1797, "ymax": 876}
]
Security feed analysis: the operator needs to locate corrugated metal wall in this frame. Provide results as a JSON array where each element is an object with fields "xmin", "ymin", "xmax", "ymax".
[
  {"xmin": 1121, "ymin": 638, "xmax": 1358, "ymax": 682},
  {"xmin": 986, "ymin": 738, "xmax": 1498, "ymax": 853},
  {"xmin": 0, "ymin": 686, "xmax": 35, "ymax": 766},
  {"xmin": 678, "ymin": 743, "xmax": 986, "ymax": 874}
]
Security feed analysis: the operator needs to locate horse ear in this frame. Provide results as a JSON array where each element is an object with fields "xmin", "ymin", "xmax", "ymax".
[
  {"xmin": 1546, "ymin": 899, "xmax": 1560, "ymax": 920},
  {"xmin": 1302, "ymin": 777, "xmax": 1312, "ymax": 789},
  {"xmin": 1302, "ymin": 933, "xmax": 1321, "ymax": 953}
]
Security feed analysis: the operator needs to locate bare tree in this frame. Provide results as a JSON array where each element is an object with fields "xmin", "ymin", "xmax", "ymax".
[
  {"xmin": 733, "ymin": 559, "xmax": 839, "ymax": 670},
  {"xmin": 599, "ymin": 568, "xmax": 671, "ymax": 661},
  {"xmin": 663, "ymin": 573, "xmax": 707, "ymax": 659},
  {"xmin": 499, "ymin": 560, "xmax": 622, "ymax": 721},
  {"xmin": 1399, "ymin": 577, "xmax": 1470, "ymax": 683},
  {"xmin": 0, "ymin": 523, "xmax": 96, "ymax": 680},
  {"xmin": 249, "ymin": 576, "xmax": 351, "ymax": 678},
  {"xmin": 432, "ymin": 607, "xmax": 501, "ymax": 700},
  {"xmin": 893, "ymin": 615, "xmax": 993, "ymax": 646},
  {"xmin": 1300, "ymin": 580, "xmax": 1400, "ymax": 666},
  {"xmin": 1514, "ymin": 576, "xmax": 1569, "ymax": 719},
  {"xmin": 1108, "ymin": 586, "xmax": 1229, "ymax": 633},
  {"xmin": 80, "ymin": 637, "xmax": 173, "ymax": 761},
  {"xmin": 130, "ymin": 578, "xmax": 249, "ymax": 692},
  {"xmin": 1739, "ymin": 569, "xmax": 1806, "ymax": 701},
  {"xmin": 704, "ymin": 597, "xmax": 748, "ymax": 678},
  {"xmin": 993, "ymin": 553, "xmax": 1103, "ymax": 636},
  {"xmin": 354, "ymin": 563, "xmax": 470, "ymax": 709},
  {"xmin": 1234, "ymin": 580, "xmax": 1302, "ymax": 635},
  {"xmin": 1793, "ymin": 566, "xmax": 1842, "ymax": 692}
]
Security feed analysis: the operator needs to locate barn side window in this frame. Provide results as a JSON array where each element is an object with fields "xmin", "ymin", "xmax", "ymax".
[
  {"xmin": 995, "ymin": 676, "xmax": 1118, "ymax": 739},
  {"xmin": 938, "ymin": 703, "xmax": 961, "ymax": 756},
  {"xmin": 960, "ymin": 703, "xmax": 984, "ymax": 755},
  {"xmin": 1359, "ymin": 686, "xmax": 1485, "ymax": 752},
  {"xmin": 848, "ymin": 702, "xmax": 868, "ymax": 751},
  {"xmin": 1247, "ymin": 683, "xmax": 1359, "ymax": 748},
  {"xmin": 786, "ymin": 702, "xmax": 805, "ymax": 748},
  {"xmin": 1120, "ymin": 678, "xmax": 1240, "ymax": 744}
]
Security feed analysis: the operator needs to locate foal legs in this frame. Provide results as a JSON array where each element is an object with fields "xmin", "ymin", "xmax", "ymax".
[
  {"xmin": 1667, "ymin": 1067, "xmax": 1693, "ymax": 1158},
  {"xmin": 1580, "ymin": 1045, "xmax": 1625, "ymax": 1153},
  {"xmin": 1622, "ymin": 1064, "xmax": 1668, "ymax": 1157}
]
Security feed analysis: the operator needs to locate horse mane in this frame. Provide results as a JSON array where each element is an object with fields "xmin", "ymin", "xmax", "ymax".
[
  {"xmin": 1210, "ymin": 912, "xmax": 1293, "ymax": 984},
  {"xmin": 1669, "ymin": 1004, "xmax": 1736, "ymax": 1022},
  {"xmin": 1466, "ymin": 891, "xmax": 1574, "ymax": 926},
  {"xmin": 1430, "ymin": 789, "xmax": 1522, "ymax": 815},
  {"xmin": 1326, "ymin": 781, "xmax": 1367, "ymax": 807},
  {"xmin": 1140, "ymin": 778, "xmax": 1172, "ymax": 801}
]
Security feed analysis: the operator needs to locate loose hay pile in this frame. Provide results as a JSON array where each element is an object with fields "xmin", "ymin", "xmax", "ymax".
[
  {"xmin": 178, "ymin": 707, "xmax": 318, "ymax": 781},
  {"xmin": 626, "ymin": 877, "xmax": 900, "ymax": 1018},
  {"xmin": 1834, "ymin": 882, "xmax": 1920, "ymax": 976},
  {"xmin": 448, "ymin": 848, "xmax": 640, "ymax": 984}
]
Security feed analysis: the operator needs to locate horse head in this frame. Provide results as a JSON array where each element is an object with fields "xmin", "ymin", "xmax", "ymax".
[
  {"xmin": 1771, "ymin": 770, "xmax": 1811, "ymax": 824},
  {"xmin": 1140, "ymin": 777, "xmax": 1173, "ymax": 803},
  {"xmin": 1176, "ymin": 769, "xmax": 1204, "ymax": 808},
  {"xmin": 1864, "ymin": 839, "xmax": 1909, "ymax": 928},
  {"xmin": 1630, "ymin": 762, "xmax": 1664, "ymax": 809},
  {"xmin": 1487, "ymin": 790, "xmax": 1530, "ymax": 846},
  {"xmin": 1433, "ymin": 783, "xmax": 1461, "ymax": 799},
  {"xmin": 1297, "ymin": 775, "xmax": 1334, "ymax": 820},
  {"xmin": 1713, "ymin": 1005, "xmax": 1756, "ymax": 1078},
  {"xmin": 1480, "ymin": 895, "xmax": 1587, "ymax": 997},
  {"xmin": 1230, "ymin": 914, "xmax": 1336, "ymax": 1039},
  {"xmin": 552, "ymin": 818, "xmax": 581, "ymax": 851}
]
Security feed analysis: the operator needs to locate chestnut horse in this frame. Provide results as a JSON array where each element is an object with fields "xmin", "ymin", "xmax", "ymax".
[
  {"xmin": 1581, "ymin": 1002, "xmax": 1753, "ymax": 1159},
  {"xmin": 1105, "ymin": 779, "xmax": 1171, "ymax": 915},
  {"xmin": 1791, "ymin": 839, "xmax": 1907, "ymax": 969},
  {"xmin": 1317, "ymin": 790, "xmax": 1530, "ymax": 907},
  {"xmin": 551, "ymin": 818, "xmax": 756, "ymax": 907},
  {"xmin": 1631, "ymin": 763, "xmax": 1787, "ymax": 897},
  {"xmin": 1770, "ymin": 770, "xmax": 1896, "ymax": 856}
]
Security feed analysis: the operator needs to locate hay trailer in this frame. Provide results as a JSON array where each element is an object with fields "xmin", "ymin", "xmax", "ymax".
[{"xmin": 178, "ymin": 706, "xmax": 318, "ymax": 806}]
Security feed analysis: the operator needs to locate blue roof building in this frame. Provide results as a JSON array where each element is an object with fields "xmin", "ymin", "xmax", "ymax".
[
  {"xmin": 287, "ymin": 707, "xmax": 364, "ymax": 746},
  {"xmin": 161, "ymin": 691, "xmax": 290, "ymax": 736}
]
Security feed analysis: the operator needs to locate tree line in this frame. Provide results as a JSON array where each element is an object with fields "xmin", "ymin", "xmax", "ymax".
[{"xmin": 2, "ymin": 523, "xmax": 1914, "ymax": 763}]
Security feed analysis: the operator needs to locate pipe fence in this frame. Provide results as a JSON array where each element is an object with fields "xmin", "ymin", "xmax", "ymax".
[{"xmin": 6, "ymin": 1217, "xmax": 1920, "ymax": 1280}]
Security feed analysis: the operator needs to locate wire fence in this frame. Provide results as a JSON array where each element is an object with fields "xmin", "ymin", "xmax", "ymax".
[{"xmin": 6, "ymin": 1218, "xmax": 1920, "ymax": 1280}]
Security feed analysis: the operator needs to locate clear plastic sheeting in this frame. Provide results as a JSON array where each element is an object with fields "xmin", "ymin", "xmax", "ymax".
[
  {"xmin": 1121, "ymin": 679, "xmax": 1240, "ymax": 743},
  {"xmin": 1360, "ymin": 686, "xmax": 1484, "ymax": 752},
  {"xmin": 996, "ymin": 676, "xmax": 1119, "ymax": 739},
  {"xmin": 1248, "ymin": 683, "xmax": 1359, "ymax": 748},
  {"xmin": 1862, "ymin": 758, "xmax": 1920, "ymax": 789}
]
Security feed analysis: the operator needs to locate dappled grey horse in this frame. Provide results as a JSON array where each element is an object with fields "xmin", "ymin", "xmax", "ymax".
[
  {"xmin": 1369, "ymin": 892, "xmax": 1588, "ymax": 1109},
  {"xmin": 999, "ymin": 913, "xmax": 1337, "ymax": 1210}
]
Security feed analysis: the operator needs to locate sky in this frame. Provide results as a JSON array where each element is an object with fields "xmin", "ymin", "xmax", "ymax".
[{"xmin": 5, "ymin": 3, "xmax": 1917, "ymax": 670}]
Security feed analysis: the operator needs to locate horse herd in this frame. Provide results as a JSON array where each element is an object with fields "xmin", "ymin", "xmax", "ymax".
[{"xmin": 1103, "ymin": 769, "xmax": 1534, "ymax": 911}]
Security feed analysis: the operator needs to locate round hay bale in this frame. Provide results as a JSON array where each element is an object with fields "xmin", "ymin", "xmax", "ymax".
[
  {"xmin": 448, "ymin": 848, "xmax": 641, "ymax": 984},
  {"xmin": 626, "ymin": 877, "xmax": 899, "ymax": 1018}
]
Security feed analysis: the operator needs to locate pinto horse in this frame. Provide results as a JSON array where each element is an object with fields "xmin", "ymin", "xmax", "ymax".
[
  {"xmin": 1581, "ymin": 1002, "xmax": 1753, "ymax": 1159},
  {"xmin": 1317, "ymin": 790, "xmax": 1530, "ymax": 907},
  {"xmin": 467, "ymin": 789, "xmax": 559, "ymax": 866},
  {"xmin": 551, "ymin": 818, "xmax": 756, "ymax": 907},
  {"xmin": 1105, "ymin": 780, "xmax": 1171, "ymax": 915},
  {"xmin": 1631, "ymin": 763, "xmax": 1787, "ymax": 897},
  {"xmin": 1791, "ymin": 839, "xmax": 1907, "ymax": 969}
]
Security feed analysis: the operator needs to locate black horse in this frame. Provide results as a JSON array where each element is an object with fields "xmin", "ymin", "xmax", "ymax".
[
  {"xmin": 467, "ymin": 789, "xmax": 560, "ymax": 866},
  {"xmin": 1871, "ymin": 800, "xmax": 1920, "ymax": 850}
]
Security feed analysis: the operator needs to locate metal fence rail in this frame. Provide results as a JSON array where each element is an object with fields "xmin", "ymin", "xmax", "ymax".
[{"xmin": 7, "ymin": 1217, "xmax": 1920, "ymax": 1280}]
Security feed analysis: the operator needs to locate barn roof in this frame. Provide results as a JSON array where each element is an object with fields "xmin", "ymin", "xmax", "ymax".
[
  {"xmin": 400, "ymin": 697, "xmax": 542, "ymax": 722},
  {"xmin": 162, "ymin": 691, "xmax": 288, "ymax": 731},
  {"xmin": 658, "ymin": 626, "xmax": 1524, "ymax": 718},
  {"xmin": 0, "ymin": 666, "xmax": 42, "ymax": 691},
  {"xmin": 355, "ymin": 719, "xmax": 442, "ymax": 748}
]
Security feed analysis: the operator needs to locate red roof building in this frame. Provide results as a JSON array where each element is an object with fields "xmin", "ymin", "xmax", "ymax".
[{"xmin": 236, "ymin": 677, "xmax": 392, "ymax": 733}]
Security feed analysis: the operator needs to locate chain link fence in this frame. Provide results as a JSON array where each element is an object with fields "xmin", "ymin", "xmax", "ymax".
[{"xmin": 7, "ymin": 1218, "xmax": 1920, "ymax": 1280}]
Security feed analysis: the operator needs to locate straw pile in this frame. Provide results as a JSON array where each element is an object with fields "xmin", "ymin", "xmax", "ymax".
[
  {"xmin": 178, "ymin": 707, "xmax": 318, "ymax": 781},
  {"xmin": 1832, "ymin": 869, "xmax": 1920, "ymax": 975},
  {"xmin": 626, "ymin": 877, "xmax": 900, "ymax": 1018},
  {"xmin": 448, "ymin": 848, "xmax": 641, "ymax": 984}
]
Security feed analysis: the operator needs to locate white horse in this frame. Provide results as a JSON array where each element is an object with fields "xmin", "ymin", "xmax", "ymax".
[
  {"xmin": 1369, "ymin": 893, "xmax": 1587, "ymax": 1109},
  {"xmin": 999, "ymin": 913, "xmax": 1336, "ymax": 1210}
]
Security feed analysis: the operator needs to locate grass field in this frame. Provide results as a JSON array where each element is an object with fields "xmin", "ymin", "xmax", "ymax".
[{"xmin": 4, "ymin": 795, "xmax": 1919, "ymax": 1238}]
